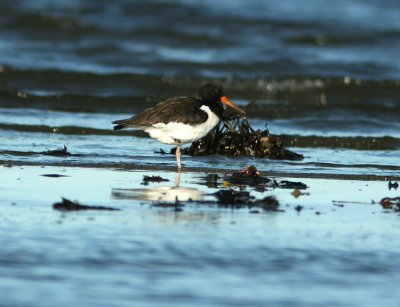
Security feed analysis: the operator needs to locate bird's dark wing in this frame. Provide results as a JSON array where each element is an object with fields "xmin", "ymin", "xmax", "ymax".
[{"xmin": 113, "ymin": 96, "xmax": 208, "ymax": 130}]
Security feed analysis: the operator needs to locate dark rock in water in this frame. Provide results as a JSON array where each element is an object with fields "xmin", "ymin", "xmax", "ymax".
[
  {"xmin": 278, "ymin": 180, "xmax": 308, "ymax": 190},
  {"xmin": 53, "ymin": 198, "xmax": 120, "ymax": 211},
  {"xmin": 174, "ymin": 115, "xmax": 303, "ymax": 160},
  {"xmin": 228, "ymin": 165, "xmax": 271, "ymax": 185},
  {"xmin": 42, "ymin": 145, "xmax": 71, "ymax": 157},
  {"xmin": 142, "ymin": 175, "xmax": 169, "ymax": 185}
]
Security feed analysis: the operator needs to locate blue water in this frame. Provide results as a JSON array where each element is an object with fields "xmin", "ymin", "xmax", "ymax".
[
  {"xmin": 1, "ymin": 0, "xmax": 400, "ymax": 306},
  {"xmin": 1, "ymin": 166, "xmax": 400, "ymax": 307}
]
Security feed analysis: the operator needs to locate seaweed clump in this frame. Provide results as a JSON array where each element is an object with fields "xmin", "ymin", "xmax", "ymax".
[
  {"xmin": 41, "ymin": 145, "xmax": 71, "ymax": 157},
  {"xmin": 53, "ymin": 198, "xmax": 120, "ymax": 211},
  {"xmin": 179, "ymin": 115, "xmax": 303, "ymax": 160},
  {"xmin": 380, "ymin": 197, "xmax": 400, "ymax": 211},
  {"xmin": 228, "ymin": 165, "xmax": 271, "ymax": 185},
  {"xmin": 141, "ymin": 175, "xmax": 169, "ymax": 186}
]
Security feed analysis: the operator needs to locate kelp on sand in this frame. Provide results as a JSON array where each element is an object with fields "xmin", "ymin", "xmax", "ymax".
[{"xmin": 172, "ymin": 115, "xmax": 303, "ymax": 160}]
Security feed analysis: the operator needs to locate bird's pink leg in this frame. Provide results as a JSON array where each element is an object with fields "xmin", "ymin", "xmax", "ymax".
[{"xmin": 176, "ymin": 145, "xmax": 182, "ymax": 170}]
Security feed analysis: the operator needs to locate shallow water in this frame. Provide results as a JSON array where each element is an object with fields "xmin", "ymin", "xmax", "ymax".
[
  {"xmin": 1, "ymin": 166, "xmax": 400, "ymax": 307},
  {"xmin": 1, "ymin": 0, "xmax": 400, "ymax": 306}
]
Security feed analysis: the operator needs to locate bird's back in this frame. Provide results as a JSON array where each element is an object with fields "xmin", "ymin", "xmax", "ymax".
[{"xmin": 113, "ymin": 96, "xmax": 222, "ymax": 130}]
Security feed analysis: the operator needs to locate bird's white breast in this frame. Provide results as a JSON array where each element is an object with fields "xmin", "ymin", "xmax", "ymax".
[{"xmin": 145, "ymin": 105, "xmax": 220, "ymax": 145}]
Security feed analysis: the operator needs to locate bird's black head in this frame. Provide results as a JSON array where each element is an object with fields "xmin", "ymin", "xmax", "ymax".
[
  {"xmin": 198, "ymin": 82, "xmax": 247, "ymax": 116},
  {"xmin": 198, "ymin": 83, "xmax": 224, "ymax": 102}
]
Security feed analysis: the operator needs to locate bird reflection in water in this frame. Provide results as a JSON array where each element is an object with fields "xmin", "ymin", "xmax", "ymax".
[
  {"xmin": 111, "ymin": 172, "xmax": 203, "ymax": 204},
  {"xmin": 175, "ymin": 171, "xmax": 181, "ymax": 187}
]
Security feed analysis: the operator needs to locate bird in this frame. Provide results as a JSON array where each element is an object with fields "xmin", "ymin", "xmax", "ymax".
[{"xmin": 112, "ymin": 83, "xmax": 246, "ymax": 170}]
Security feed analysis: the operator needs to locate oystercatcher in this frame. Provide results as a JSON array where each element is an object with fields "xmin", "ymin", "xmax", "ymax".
[{"xmin": 112, "ymin": 83, "xmax": 245, "ymax": 170}]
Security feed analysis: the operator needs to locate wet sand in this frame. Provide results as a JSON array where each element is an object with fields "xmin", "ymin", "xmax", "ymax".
[
  {"xmin": 1, "ymin": 164, "xmax": 400, "ymax": 306},
  {"xmin": 1, "ymin": 160, "xmax": 399, "ymax": 182},
  {"xmin": 3, "ymin": 163, "xmax": 397, "ymax": 209}
]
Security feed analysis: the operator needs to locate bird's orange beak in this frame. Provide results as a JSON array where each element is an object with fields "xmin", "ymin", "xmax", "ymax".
[{"xmin": 220, "ymin": 96, "xmax": 246, "ymax": 116}]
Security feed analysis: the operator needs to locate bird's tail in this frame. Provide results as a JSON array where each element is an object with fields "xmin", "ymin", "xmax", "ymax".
[{"xmin": 112, "ymin": 119, "xmax": 129, "ymax": 130}]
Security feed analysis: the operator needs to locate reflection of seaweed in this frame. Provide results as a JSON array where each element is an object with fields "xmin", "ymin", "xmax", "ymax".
[
  {"xmin": 214, "ymin": 189, "xmax": 280, "ymax": 211},
  {"xmin": 178, "ymin": 115, "xmax": 303, "ymax": 160},
  {"xmin": 150, "ymin": 166, "xmax": 307, "ymax": 211}
]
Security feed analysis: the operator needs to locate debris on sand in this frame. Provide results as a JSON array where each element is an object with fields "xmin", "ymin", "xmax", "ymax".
[
  {"xmin": 227, "ymin": 165, "xmax": 271, "ymax": 185},
  {"xmin": 142, "ymin": 175, "xmax": 169, "ymax": 185},
  {"xmin": 154, "ymin": 148, "xmax": 167, "ymax": 155},
  {"xmin": 41, "ymin": 174, "xmax": 68, "ymax": 178},
  {"xmin": 223, "ymin": 166, "xmax": 307, "ymax": 191},
  {"xmin": 388, "ymin": 181, "xmax": 399, "ymax": 190},
  {"xmin": 279, "ymin": 180, "xmax": 308, "ymax": 190},
  {"xmin": 380, "ymin": 197, "xmax": 400, "ymax": 210},
  {"xmin": 291, "ymin": 189, "xmax": 310, "ymax": 198},
  {"xmin": 41, "ymin": 145, "xmax": 71, "ymax": 157},
  {"xmin": 295, "ymin": 205, "xmax": 303, "ymax": 212},
  {"xmin": 53, "ymin": 198, "xmax": 120, "ymax": 211},
  {"xmin": 175, "ymin": 115, "xmax": 303, "ymax": 160}
]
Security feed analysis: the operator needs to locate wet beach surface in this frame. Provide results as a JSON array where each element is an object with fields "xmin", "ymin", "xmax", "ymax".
[
  {"xmin": 1, "ymin": 0, "xmax": 400, "ymax": 306},
  {"xmin": 1, "ymin": 165, "xmax": 400, "ymax": 307}
]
